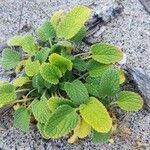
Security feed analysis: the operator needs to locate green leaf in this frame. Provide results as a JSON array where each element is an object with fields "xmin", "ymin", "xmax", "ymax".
[
  {"xmin": 32, "ymin": 74, "xmax": 46, "ymax": 90},
  {"xmin": 99, "ymin": 69, "xmax": 120, "ymax": 97},
  {"xmin": 36, "ymin": 21, "xmax": 56, "ymax": 42},
  {"xmin": 37, "ymin": 123, "xmax": 50, "ymax": 139},
  {"xmin": 1, "ymin": 48, "xmax": 21, "ymax": 70},
  {"xmin": 0, "ymin": 82, "xmax": 16, "ymax": 108},
  {"xmin": 40, "ymin": 63, "xmax": 62, "ymax": 84},
  {"xmin": 49, "ymin": 53, "xmax": 73, "ymax": 74},
  {"xmin": 92, "ymin": 130, "xmax": 111, "ymax": 144},
  {"xmin": 79, "ymin": 97, "xmax": 112, "ymax": 133},
  {"xmin": 70, "ymin": 26, "xmax": 86, "ymax": 42},
  {"xmin": 91, "ymin": 43, "xmax": 123, "ymax": 64},
  {"xmin": 51, "ymin": 41, "xmax": 73, "ymax": 53},
  {"xmin": 35, "ymin": 47, "xmax": 51, "ymax": 63},
  {"xmin": 14, "ymin": 107, "xmax": 30, "ymax": 132},
  {"xmin": 25, "ymin": 59, "xmax": 40, "ymax": 77},
  {"xmin": 116, "ymin": 91, "xmax": 143, "ymax": 112},
  {"xmin": 87, "ymin": 60, "xmax": 112, "ymax": 77},
  {"xmin": 73, "ymin": 57, "xmax": 87, "ymax": 72},
  {"xmin": 64, "ymin": 80, "xmax": 89, "ymax": 105},
  {"xmin": 7, "ymin": 35, "xmax": 23, "ymax": 46},
  {"xmin": 31, "ymin": 99, "xmax": 51, "ymax": 123},
  {"xmin": 84, "ymin": 83, "xmax": 100, "ymax": 98},
  {"xmin": 47, "ymin": 96, "xmax": 75, "ymax": 111},
  {"xmin": 117, "ymin": 68, "xmax": 126, "ymax": 84},
  {"xmin": 21, "ymin": 34, "xmax": 38, "ymax": 54},
  {"xmin": 44, "ymin": 105, "xmax": 79, "ymax": 138},
  {"xmin": 13, "ymin": 76, "xmax": 30, "ymax": 87},
  {"xmin": 57, "ymin": 5, "xmax": 91, "ymax": 39},
  {"xmin": 50, "ymin": 9, "xmax": 64, "ymax": 29}
]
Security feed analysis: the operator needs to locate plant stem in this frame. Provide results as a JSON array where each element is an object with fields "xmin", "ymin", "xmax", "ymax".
[
  {"xmin": 77, "ymin": 72, "xmax": 89, "ymax": 80},
  {"xmin": 82, "ymin": 55, "xmax": 92, "ymax": 60},
  {"xmin": 74, "ymin": 51, "xmax": 91, "ymax": 57},
  {"xmin": 49, "ymin": 38, "xmax": 52, "ymax": 47},
  {"xmin": 16, "ymin": 89, "xmax": 30, "ymax": 93},
  {"xmin": 26, "ymin": 89, "xmax": 36, "ymax": 97},
  {"xmin": 14, "ymin": 97, "xmax": 34, "ymax": 104}
]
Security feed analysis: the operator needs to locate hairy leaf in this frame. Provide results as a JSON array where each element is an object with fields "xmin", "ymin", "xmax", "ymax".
[
  {"xmin": 47, "ymin": 96, "xmax": 74, "ymax": 111},
  {"xmin": 40, "ymin": 63, "xmax": 62, "ymax": 84},
  {"xmin": 91, "ymin": 43, "xmax": 123, "ymax": 64},
  {"xmin": 74, "ymin": 117, "xmax": 91, "ymax": 138},
  {"xmin": 117, "ymin": 91, "xmax": 143, "ymax": 112},
  {"xmin": 71, "ymin": 26, "xmax": 86, "ymax": 42},
  {"xmin": 0, "ymin": 82, "xmax": 16, "ymax": 108},
  {"xmin": 49, "ymin": 53, "xmax": 73, "ymax": 74},
  {"xmin": 7, "ymin": 35, "xmax": 23, "ymax": 46},
  {"xmin": 92, "ymin": 130, "xmax": 111, "ymax": 144},
  {"xmin": 117, "ymin": 68, "xmax": 126, "ymax": 84},
  {"xmin": 35, "ymin": 47, "xmax": 51, "ymax": 63},
  {"xmin": 73, "ymin": 57, "xmax": 87, "ymax": 72},
  {"xmin": 57, "ymin": 5, "xmax": 91, "ymax": 39},
  {"xmin": 99, "ymin": 69, "xmax": 120, "ymax": 97},
  {"xmin": 64, "ymin": 80, "xmax": 89, "ymax": 105},
  {"xmin": 87, "ymin": 60, "xmax": 112, "ymax": 77},
  {"xmin": 79, "ymin": 97, "xmax": 112, "ymax": 133},
  {"xmin": 36, "ymin": 21, "xmax": 56, "ymax": 42},
  {"xmin": 1, "ymin": 48, "xmax": 21, "ymax": 70},
  {"xmin": 25, "ymin": 59, "xmax": 40, "ymax": 76},
  {"xmin": 44, "ymin": 105, "xmax": 79, "ymax": 138},
  {"xmin": 37, "ymin": 123, "xmax": 50, "ymax": 139},
  {"xmin": 13, "ymin": 76, "xmax": 30, "ymax": 87},
  {"xmin": 50, "ymin": 10, "xmax": 64, "ymax": 29},
  {"xmin": 31, "ymin": 99, "xmax": 51, "ymax": 123},
  {"xmin": 14, "ymin": 107, "xmax": 30, "ymax": 132},
  {"xmin": 21, "ymin": 34, "xmax": 38, "ymax": 54}
]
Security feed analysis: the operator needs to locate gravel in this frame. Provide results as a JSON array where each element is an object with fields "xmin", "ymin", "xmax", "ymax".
[{"xmin": 0, "ymin": 0, "xmax": 150, "ymax": 149}]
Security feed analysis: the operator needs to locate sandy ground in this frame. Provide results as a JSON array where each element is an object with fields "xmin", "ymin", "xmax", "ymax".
[{"xmin": 0, "ymin": 0, "xmax": 150, "ymax": 149}]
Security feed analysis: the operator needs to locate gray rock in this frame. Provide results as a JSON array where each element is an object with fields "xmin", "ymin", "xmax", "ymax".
[{"xmin": 139, "ymin": 0, "xmax": 150, "ymax": 14}]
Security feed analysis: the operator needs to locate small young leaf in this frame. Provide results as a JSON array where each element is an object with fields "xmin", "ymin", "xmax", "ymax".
[
  {"xmin": 47, "ymin": 96, "xmax": 75, "ymax": 111},
  {"xmin": 74, "ymin": 117, "xmax": 91, "ymax": 138},
  {"xmin": 25, "ymin": 59, "xmax": 40, "ymax": 77},
  {"xmin": 64, "ymin": 80, "xmax": 89, "ymax": 105},
  {"xmin": 71, "ymin": 26, "xmax": 86, "ymax": 42},
  {"xmin": 44, "ymin": 105, "xmax": 79, "ymax": 138},
  {"xmin": 99, "ymin": 69, "xmax": 120, "ymax": 97},
  {"xmin": 116, "ymin": 91, "xmax": 143, "ymax": 112},
  {"xmin": 91, "ymin": 43, "xmax": 123, "ymax": 64},
  {"xmin": 36, "ymin": 21, "xmax": 56, "ymax": 42},
  {"xmin": 21, "ymin": 34, "xmax": 38, "ymax": 54},
  {"xmin": 50, "ymin": 10, "xmax": 64, "ymax": 29},
  {"xmin": 57, "ymin": 5, "xmax": 91, "ymax": 39},
  {"xmin": 35, "ymin": 47, "xmax": 51, "ymax": 63},
  {"xmin": 92, "ymin": 130, "xmax": 111, "ymax": 144},
  {"xmin": 14, "ymin": 107, "xmax": 30, "ymax": 132},
  {"xmin": 87, "ymin": 60, "xmax": 112, "ymax": 77},
  {"xmin": 31, "ymin": 99, "xmax": 51, "ymax": 123},
  {"xmin": 117, "ymin": 68, "xmax": 126, "ymax": 84},
  {"xmin": 73, "ymin": 57, "xmax": 87, "ymax": 72},
  {"xmin": 49, "ymin": 53, "xmax": 73, "ymax": 74},
  {"xmin": 1, "ymin": 48, "xmax": 21, "ymax": 70},
  {"xmin": 40, "ymin": 63, "xmax": 62, "ymax": 84},
  {"xmin": 79, "ymin": 97, "xmax": 112, "ymax": 133},
  {"xmin": 7, "ymin": 35, "xmax": 23, "ymax": 46},
  {"xmin": 0, "ymin": 82, "xmax": 16, "ymax": 108},
  {"xmin": 13, "ymin": 76, "xmax": 30, "ymax": 87}
]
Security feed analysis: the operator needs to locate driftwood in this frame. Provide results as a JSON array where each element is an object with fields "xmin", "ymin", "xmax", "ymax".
[{"xmin": 0, "ymin": 1, "xmax": 150, "ymax": 117}]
